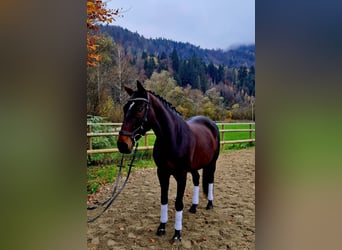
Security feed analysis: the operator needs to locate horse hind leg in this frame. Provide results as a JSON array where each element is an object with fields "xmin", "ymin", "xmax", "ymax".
[
  {"xmin": 206, "ymin": 183, "xmax": 214, "ymax": 210},
  {"xmin": 189, "ymin": 170, "xmax": 200, "ymax": 213},
  {"xmin": 203, "ymin": 163, "xmax": 216, "ymax": 210}
]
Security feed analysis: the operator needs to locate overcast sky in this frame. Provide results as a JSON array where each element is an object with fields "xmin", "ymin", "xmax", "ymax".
[{"xmin": 107, "ymin": 0, "xmax": 255, "ymax": 50}]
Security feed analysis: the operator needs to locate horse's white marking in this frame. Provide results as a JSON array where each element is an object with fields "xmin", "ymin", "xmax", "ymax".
[
  {"xmin": 128, "ymin": 102, "xmax": 135, "ymax": 111},
  {"xmin": 192, "ymin": 186, "xmax": 199, "ymax": 205},
  {"xmin": 208, "ymin": 183, "xmax": 214, "ymax": 201},
  {"xmin": 174, "ymin": 210, "xmax": 183, "ymax": 231},
  {"xmin": 160, "ymin": 204, "xmax": 168, "ymax": 223}
]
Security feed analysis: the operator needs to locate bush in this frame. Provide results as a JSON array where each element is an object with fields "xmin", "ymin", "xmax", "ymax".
[
  {"xmin": 87, "ymin": 116, "xmax": 117, "ymax": 164},
  {"xmin": 98, "ymin": 96, "xmax": 115, "ymax": 119}
]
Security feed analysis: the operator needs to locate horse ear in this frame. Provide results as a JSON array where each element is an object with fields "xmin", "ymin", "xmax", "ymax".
[
  {"xmin": 124, "ymin": 86, "xmax": 134, "ymax": 96},
  {"xmin": 137, "ymin": 80, "xmax": 146, "ymax": 93}
]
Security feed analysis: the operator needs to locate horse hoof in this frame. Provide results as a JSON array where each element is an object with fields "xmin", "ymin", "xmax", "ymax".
[
  {"xmin": 171, "ymin": 230, "xmax": 181, "ymax": 242},
  {"xmin": 156, "ymin": 223, "xmax": 166, "ymax": 236},
  {"xmin": 206, "ymin": 200, "xmax": 213, "ymax": 210},
  {"xmin": 189, "ymin": 204, "xmax": 197, "ymax": 213},
  {"xmin": 157, "ymin": 228, "xmax": 166, "ymax": 236}
]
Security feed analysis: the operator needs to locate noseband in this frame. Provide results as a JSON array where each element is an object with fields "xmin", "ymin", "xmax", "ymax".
[{"xmin": 119, "ymin": 96, "xmax": 150, "ymax": 143}]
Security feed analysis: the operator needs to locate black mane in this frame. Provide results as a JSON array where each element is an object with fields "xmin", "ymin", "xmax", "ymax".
[{"xmin": 148, "ymin": 91, "xmax": 182, "ymax": 117}]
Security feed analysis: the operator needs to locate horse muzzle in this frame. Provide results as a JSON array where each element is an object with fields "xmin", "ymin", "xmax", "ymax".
[{"xmin": 117, "ymin": 136, "xmax": 133, "ymax": 154}]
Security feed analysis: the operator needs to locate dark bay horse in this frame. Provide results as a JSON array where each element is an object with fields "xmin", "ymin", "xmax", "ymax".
[{"xmin": 117, "ymin": 81, "xmax": 220, "ymax": 241}]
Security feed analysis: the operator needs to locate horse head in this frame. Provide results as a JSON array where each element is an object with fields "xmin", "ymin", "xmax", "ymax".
[{"xmin": 117, "ymin": 81, "xmax": 151, "ymax": 154}]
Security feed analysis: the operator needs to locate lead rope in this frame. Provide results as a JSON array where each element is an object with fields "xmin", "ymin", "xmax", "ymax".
[{"xmin": 87, "ymin": 142, "xmax": 139, "ymax": 223}]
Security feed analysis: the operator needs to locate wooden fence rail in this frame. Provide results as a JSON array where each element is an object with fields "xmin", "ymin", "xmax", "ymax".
[{"xmin": 87, "ymin": 122, "xmax": 255, "ymax": 155}]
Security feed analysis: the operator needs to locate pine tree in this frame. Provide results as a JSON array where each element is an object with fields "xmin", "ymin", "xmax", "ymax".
[
  {"xmin": 144, "ymin": 57, "xmax": 156, "ymax": 78},
  {"xmin": 170, "ymin": 49, "xmax": 180, "ymax": 73}
]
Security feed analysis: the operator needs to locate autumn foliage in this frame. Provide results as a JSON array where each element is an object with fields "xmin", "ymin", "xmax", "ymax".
[{"xmin": 87, "ymin": 0, "xmax": 119, "ymax": 67}]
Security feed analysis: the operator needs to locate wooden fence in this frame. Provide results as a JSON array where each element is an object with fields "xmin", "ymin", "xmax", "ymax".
[{"xmin": 87, "ymin": 122, "xmax": 255, "ymax": 155}]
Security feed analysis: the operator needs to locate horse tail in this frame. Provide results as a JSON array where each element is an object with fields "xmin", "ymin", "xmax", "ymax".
[{"xmin": 202, "ymin": 121, "xmax": 220, "ymax": 197}]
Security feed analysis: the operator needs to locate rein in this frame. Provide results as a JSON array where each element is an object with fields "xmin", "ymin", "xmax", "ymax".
[{"xmin": 87, "ymin": 142, "xmax": 139, "ymax": 223}]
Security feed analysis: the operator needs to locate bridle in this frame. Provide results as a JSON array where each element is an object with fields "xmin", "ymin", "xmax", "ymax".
[{"xmin": 119, "ymin": 95, "xmax": 150, "ymax": 143}]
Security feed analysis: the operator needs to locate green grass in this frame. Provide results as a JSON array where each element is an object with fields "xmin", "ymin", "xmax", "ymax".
[
  {"xmin": 219, "ymin": 123, "xmax": 255, "ymax": 140},
  {"xmin": 87, "ymin": 165, "xmax": 119, "ymax": 194},
  {"xmin": 87, "ymin": 150, "xmax": 156, "ymax": 194},
  {"xmin": 218, "ymin": 123, "xmax": 255, "ymax": 150}
]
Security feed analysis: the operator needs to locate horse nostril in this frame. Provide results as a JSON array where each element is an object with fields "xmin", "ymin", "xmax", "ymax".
[{"xmin": 117, "ymin": 141, "xmax": 132, "ymax": 154}]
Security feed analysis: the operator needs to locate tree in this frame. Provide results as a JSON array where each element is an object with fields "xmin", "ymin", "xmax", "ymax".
[
  {"xmin": 87, "ymin": 0, "xmax": 120, "ymax": 67},
  {"xmin": 144, "ymin": 56, "xmax": 156, "ymax": 78},
  {"xmin": 98, "ymin": 95, "xmax": 115, "ymax": 118},
  {"xmin": 179, "ymin": 54, "xmax": 208, "ymax": 92},
  {"xmin": 145, "ymin": 71, "xmax": 177, "ymax": 98},
  {"xmin": 178, "ymin": 85, "xmax": 203, "ymax": 118},
  {"xmin": 111, "ymin": 43, "xmax": 138, "ymax": 105},
  {"xmin": 170, "ymin": 49, "xmax": 180, "ymax": 73},
  {"xmin": 157, "ymin": 52, "xmax": 169, "ymax": 72},
  {"xmin": 87, "ymin": 34, "xmax": 117, "ymax": 115},
  {"xmin": 203, "ymin": 88, "xmax": 226, "ymax": 120},
  {"xmin": 248, "ymin": 66, "xmax": 255, "ymax": 96},
  {"xmin": 141, "ymin": 51, "xmax": 148, "ymax": 60},
  {"xmin": 207, "ymin": 62, "xmax": 217, "ymax": 84}
]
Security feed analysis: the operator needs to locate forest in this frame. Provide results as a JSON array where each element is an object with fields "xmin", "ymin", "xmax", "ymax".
[{"xmin": 87, "ymin": 25, "xmax": 255, "ymax": 122}]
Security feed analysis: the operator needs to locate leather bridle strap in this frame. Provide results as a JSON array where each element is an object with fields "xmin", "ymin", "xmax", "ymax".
[{"xmin": 119, "ymin": 96, "xmax": 150, "ymax": 143}]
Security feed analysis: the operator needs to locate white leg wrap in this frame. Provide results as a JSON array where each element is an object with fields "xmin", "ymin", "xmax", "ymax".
[
  {"xmin": 192, "ymin": 186, "xmax": 199, "ymax": 205},
  {"xmin": 174, "ymin": 210, "xmax": 183, "ymax": 231},
  {"xmin": 160, "ymin": 204, "xmax": 168, "ymax": 223},
  {"xmin": 208, "ymin": 183, "xmax": 214, "ymax": 201}
]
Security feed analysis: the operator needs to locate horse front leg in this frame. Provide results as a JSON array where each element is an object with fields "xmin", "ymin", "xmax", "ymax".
[
  {"xmin": 172, "ymin": 173, "xmax": 187, "ymax": 241},
  {"xmin": 156, "ymin": 168, "xmax": 170, "ymax": 236}
]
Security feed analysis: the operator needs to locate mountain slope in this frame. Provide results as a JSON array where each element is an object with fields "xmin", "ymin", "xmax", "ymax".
[{"xmin": 100, "ymin": 25, "xmax": 254, "ymax": 67}]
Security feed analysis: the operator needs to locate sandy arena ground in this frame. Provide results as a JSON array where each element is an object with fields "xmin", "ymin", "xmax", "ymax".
[{"xmin": 87, "ymin": 148, "xmax": 255, "ymax": 249}]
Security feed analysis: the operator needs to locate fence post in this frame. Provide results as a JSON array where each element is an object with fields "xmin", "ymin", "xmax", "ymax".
[
  {"xmin": 221, "ymin": 124, "xmax": 224, "ymax": 151},
  {"xmin": 249, "ymin": 123, "xmax": 252, "ymax": 145},
  {"xmin": 88, "ymin": 124, "xmax": 92, "ymax": 150},
  {"xmin": 113, "ymin": 124, "xmax": 117, "ymax": 145}
]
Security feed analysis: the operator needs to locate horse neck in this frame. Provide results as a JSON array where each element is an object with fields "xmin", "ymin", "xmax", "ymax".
[{"xmin": 148, "ymin": 94, "xmax": 187, "ymax": 141}]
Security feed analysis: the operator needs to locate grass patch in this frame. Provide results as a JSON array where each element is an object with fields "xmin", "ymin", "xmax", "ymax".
[
  {"xmin": 222, "ymin": 142, "xmax": 255, "ymax": 151},
  {"xmin": 218, "ymin": 123, "xmax": 255, "ymax": 151},
  {"xmin": 218, "ymin": 123, "xmax": 255, "ymax": 141},
  {"xmin": 87, "ymin": 150, "xmax": 156, "ymax": 194}
]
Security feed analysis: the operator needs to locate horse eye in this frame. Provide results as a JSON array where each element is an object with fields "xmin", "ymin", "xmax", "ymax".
[{"xmin": 137, "ymin": 105, "xmax": 144, "ymax": 112}]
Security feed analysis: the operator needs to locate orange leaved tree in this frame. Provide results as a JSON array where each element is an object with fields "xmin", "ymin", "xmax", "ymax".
[{"xmin": 87, "ymin": 0, "xmax": 119, "ymax": 67}]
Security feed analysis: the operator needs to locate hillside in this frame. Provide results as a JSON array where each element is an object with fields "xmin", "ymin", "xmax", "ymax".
[
  {"xmin": 87, "ymin": 25, "xmax": 255, "ymax": 121},
  {"xmin": 100, "ymin": 25, "xmax": 255, "ymax": 68}
]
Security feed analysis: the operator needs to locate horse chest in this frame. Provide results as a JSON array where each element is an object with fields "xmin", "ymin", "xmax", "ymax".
[{"xmin": 166, "ymin": 160, "xmax": 178, "ymax": 170}]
